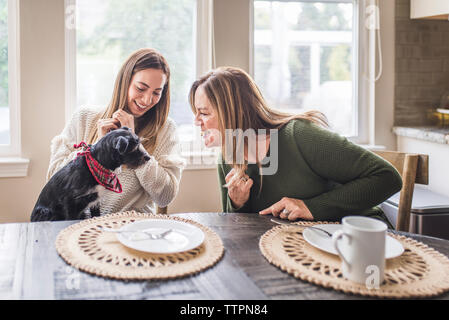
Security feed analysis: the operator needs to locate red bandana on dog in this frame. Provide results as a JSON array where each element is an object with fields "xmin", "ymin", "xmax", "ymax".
[{"xmin": 73, "ymin": 142, "xmax": 123, "ymax": 193}]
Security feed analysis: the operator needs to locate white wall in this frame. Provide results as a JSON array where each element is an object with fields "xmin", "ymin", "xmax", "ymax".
[
  {"xmin": 169, "ymin": 169, "xmax": 221, "ymax": 214},
  {"xmin": 375, "ymin": 0, "xmax": 396, "ymax": 150},
  {"xmin": 214, "ymin": 0, "xmax": 251, "ymax": 70}
]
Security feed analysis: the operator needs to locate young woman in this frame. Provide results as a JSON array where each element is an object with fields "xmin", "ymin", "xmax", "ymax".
[
  {"xmin": 189, "ymin": 66, "xmax": 402, "ymax": 225},
  {"xmin": 47, "ymin": 48, "xmax": 185, "ymax": 214}
]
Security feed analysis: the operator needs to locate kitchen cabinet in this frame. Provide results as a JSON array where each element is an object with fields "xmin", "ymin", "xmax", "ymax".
[{"xmin": 411, "ymin": 0, "xmax": 449, "ymax": 20}]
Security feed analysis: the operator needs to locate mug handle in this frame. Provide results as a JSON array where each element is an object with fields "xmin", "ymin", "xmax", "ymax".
[{"xmin": 332, "ymin": 229, "xmax": 351, "ymax": 270}]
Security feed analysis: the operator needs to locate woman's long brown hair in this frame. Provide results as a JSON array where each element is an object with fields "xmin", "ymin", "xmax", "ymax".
[
  {"xmin": 189, "ymin": 66, "xmax": 328, "ymax": 187},
  {"xmin": 87, "ymin": 48, "xmax": 170, "ymax": 153}
]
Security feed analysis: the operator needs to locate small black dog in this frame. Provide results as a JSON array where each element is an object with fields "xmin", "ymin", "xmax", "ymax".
[{"xmin": 31, "ymin": 127, "xmax": 150, "ymax": 222}]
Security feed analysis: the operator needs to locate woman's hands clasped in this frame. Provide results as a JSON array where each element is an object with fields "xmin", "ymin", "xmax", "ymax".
[
  {"xmin": 259, "ymin": 197, "xmax": 314, "ymax": 221},
  {"xmin": 225, "ymin": 168, "xmax": 253, "ymax": 209},
  {"xmin": 112, "ymin": 109, "xmax": 135, "ymax": 132},
  {"xmin": 97, "ymin": 110, "xmax": 135, "ymax": 139}
]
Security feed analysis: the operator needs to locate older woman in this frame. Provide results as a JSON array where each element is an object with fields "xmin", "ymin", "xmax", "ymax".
[
  {"xmin": 189, "ymin": 66, "xmax": 402, "ymax": 225},
  {"xmin": 47, "ymin": 48, "xmax": 185, "ymax": 215}
]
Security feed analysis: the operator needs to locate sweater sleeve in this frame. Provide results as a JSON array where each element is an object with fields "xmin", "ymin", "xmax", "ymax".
[
  {"xmin": 217, "ymin": 159, "xmax": 252, "ymax": 213},
  {"xmin": 46, "ymin": 110, "xmax": 83, "ymax": 181},
  {"xmin": 294, "ymin": 120, "xmax": 403, "ymax": 221},
  {"xmin": 134, "ymin": 119, "xmax": 186, "ymax": 208}
]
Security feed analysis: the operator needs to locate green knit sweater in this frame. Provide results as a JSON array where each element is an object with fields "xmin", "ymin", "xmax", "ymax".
[{"xmin": 217, "ymin": 119, "xmax": 402, "ymax": 226}]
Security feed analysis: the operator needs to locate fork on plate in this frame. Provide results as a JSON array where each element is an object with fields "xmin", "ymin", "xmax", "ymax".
[{"xmin": 97, "ymin": 226, "xmax": 173, "ymax": 240}]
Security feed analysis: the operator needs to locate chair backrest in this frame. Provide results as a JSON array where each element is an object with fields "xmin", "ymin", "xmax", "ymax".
[{"xmin": 373, "ymin": 150, "xmax": 429, "ymax": 232}]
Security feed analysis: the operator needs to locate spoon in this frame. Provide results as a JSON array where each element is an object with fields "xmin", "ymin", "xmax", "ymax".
[{"xmin": 270, "ymin": 219, "xmax": 333, "ymax": 237}]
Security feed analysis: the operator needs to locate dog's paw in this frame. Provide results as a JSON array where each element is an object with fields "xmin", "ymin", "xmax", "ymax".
[
  {"xmin": 89, "ymin": 205, "xmax": 101, "ymax": 218},
  {"xmin": 30, "ymin": 206, "xmax": 53, "ymax": 222}
]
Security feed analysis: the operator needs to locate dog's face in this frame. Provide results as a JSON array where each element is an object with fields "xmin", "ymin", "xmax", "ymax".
[{"xmin": 98, "ymin": 127, "xmax": 151, "ymax": 169}]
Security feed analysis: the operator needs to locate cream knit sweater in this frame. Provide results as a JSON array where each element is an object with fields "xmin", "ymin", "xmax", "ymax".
[{"xmin": 46, "ymin": 106, "xmax": 186, "ymax": 215}]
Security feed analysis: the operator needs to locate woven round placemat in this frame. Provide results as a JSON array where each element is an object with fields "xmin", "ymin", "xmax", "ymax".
[
  {"xmin": 259, "ymin": 221, "xmax": 449, "ymax": 298},
  {"xmin": 55, "ymin": 211, "xmax": 224, "ymax": 280}
]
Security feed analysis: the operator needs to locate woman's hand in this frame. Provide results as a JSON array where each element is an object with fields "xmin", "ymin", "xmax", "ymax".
[
  {"xmin": 97, "ymin": 118, "xmax": 121, "ymax": 139},
  {"xmin": 113, "ymin": 109, "xmax": 135, "ymax": 132},
  {"xmin": 225, "ymin": 168, "xmax": 253, "ymax": 209},
  {"xmin": 259, "ymin": 197, "xmax": 314, "ymax": 221}
]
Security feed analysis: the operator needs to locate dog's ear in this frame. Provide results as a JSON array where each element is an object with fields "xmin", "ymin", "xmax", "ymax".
[{"xmin": 114, "ymin": 136, "xmax": 129, "ymax": 154}]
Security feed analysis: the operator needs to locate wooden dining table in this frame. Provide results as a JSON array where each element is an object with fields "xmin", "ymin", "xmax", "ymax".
[{"xmin": 1, "ymin": 211, "xmax": 449, "ymax": 300}]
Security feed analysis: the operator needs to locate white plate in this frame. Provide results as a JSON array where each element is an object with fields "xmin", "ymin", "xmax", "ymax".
[
  {"xmin": 116, "ymin": 219, "xmax": 205, "ymax": 254},
  {"xmin": 302, "ymin": 224, "xmax": 404, "ymax": 259}
]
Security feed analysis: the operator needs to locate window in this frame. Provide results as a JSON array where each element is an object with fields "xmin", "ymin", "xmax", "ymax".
[
  {"xmin": 0, "ymin": 0, "xmax": 27, "ymax": 177},
  {"xmin": 0, "ymin": 0, "xmax": 25, "ymax": 165},
  {"xmin": 67, "ymin": 0, "xmax": 214, "ymax": 166},
  {"xmin": 253, "ymin": 0, "xmax": 360, "ymax": 138},
  {"xmin": 73, "ymin": 0, "xmax": 196, "ymax": 124},
  {"xmin": 0, "ymin": 0, "xmax": 8, "ymax": 146}
]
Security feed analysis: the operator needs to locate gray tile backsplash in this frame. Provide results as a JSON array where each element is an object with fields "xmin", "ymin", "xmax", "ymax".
[{"xmin": 395, "ymin": 0, "xmax": 449, "ymax": 126}]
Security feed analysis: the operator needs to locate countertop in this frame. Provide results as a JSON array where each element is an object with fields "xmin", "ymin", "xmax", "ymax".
[{"xmin": 393, "ymin": 126, "xmax": 449, "ymax": 144}]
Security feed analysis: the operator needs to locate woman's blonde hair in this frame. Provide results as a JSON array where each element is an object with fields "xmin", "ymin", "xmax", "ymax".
[
  {"xmin": 189, "ymin": 66, "xmax": 328, "ymax": 185},
  {"xmin": 87, "ymin": 48, "xmax": 170, "ymax": 153}
]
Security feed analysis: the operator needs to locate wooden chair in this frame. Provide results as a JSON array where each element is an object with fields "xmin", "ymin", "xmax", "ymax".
[{"xmin": 373, "ymin": 150, "xmax": 429, "ymax": 232}]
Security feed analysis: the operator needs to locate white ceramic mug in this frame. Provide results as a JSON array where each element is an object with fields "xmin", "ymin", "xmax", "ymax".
[{"xmin": 332, "ymin": 216, "xmax": 387, "ymax": 287}]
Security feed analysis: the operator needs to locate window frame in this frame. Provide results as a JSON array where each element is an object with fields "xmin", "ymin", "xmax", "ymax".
[
  {"xmin": 0, "ymin": 0, "xmax": 20, "ymax": 156},
  {"xmin": 250, "ymin": 0, "xmax": 375, "ymax": 145},
  {"xmin": 0, "ymin": 0, "xmax": 29, "ymax": 177},
  {"xmin": 64, "ymin": 0, "xmax": 216, "ymax": 169}
]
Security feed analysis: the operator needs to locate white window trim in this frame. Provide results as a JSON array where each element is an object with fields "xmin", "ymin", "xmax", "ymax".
[
  {"xmin": 64, "ymin": 0, "xmax": 76, "ymax": 123},
  {"xmin": 359, "ymin": 0, "xmax": 382, "ymax": 147},
  {"xmin": 195, "ymin": 0, "xmax": 215, "ymax": 82},
  {"xmin": 356, "ymin": 0, "xmax": 382, "ymax": 148},
  {"xmin": 182, "ymin": 0, "xmax": 216, "ymax": 170},
  {"xmin": 0, "ymin": 0, "xmax": 30, "ymax": 178},
  {"xmin": 250, "ymin": 0, "xmax": 378, "ymax": 146},
  {"xmin": 357, "ymin": 0, "xmax": 370, "ymax": 145}
]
